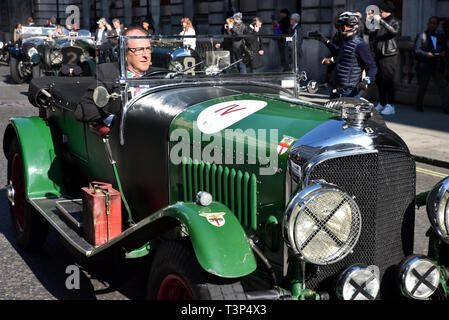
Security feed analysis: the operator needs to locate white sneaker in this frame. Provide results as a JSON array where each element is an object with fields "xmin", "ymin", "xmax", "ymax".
[
  {"xmin": 375, "ymin": 103, "xmax": 385, "ymax": 112},
  {"xmin": 381, "ymin": 104, "xmax": 395, "ymax": 115}
]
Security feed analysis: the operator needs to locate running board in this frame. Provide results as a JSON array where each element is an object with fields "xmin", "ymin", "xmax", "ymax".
[
  {"xmin": 28, "ymin": 197, "xmax": 178, "ymax": 259},
  {"xmin": 55, "ymin": 198, "xmax": 83, "ymax": 231}
]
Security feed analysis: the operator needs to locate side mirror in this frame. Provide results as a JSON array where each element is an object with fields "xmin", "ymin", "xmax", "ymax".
[
  {"xmin": 306, "ymin": 80, "xmax": 319, "ymax": 94},
  {"xmin": 93, "ymin": 86, "xmax": 111, "ymax": 108}
]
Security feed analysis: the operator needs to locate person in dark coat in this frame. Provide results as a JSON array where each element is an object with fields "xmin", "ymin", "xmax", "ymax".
[
  {"xmin": 95, "ymin": 18, "xmax": 110, "ymax": 45},
  {"xmin": 289, "ymin": 13, "xmax": 304, "ymax": 72},
  {"xmin": 366, "ymin": 1, "xmax": 401, "ymax": 115},
  {"xmin": 229, "ymin": 12, "xmax": 247, "ymax": 74},
  {"xmin": 142, "ymin": 19, "xmax": 155, "ymax": 35},
  {"xmin": 243, "ymin": 17, "xmax": 264, "ymax": 73},
  {"xmin": 324, "ymin": 12, "xmax": 377, "ymax": 99},
  {"xmin": 277, "ymin": 8, "xmax": 290, "ymax": 71},
  {"xmin": 414, "ymin": 16, "xmax": 449, "ymax": 113}
]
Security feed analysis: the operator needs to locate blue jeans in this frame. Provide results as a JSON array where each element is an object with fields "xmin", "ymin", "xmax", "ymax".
[
  {"xmin": 238, "ymin": 61, "xmax": 247, "ymax": 74},
  {"xmin": 330, "ymin": 88, "xmax": 360, "ymax": 99}
]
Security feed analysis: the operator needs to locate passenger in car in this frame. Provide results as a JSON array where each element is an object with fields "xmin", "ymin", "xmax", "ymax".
[{"xmin": 74, "ymin": 26, "xmax": 165, "ymax": 125}]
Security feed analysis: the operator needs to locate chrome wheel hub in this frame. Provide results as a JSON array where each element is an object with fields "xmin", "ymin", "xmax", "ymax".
[{"xmin": 6, "ymin": 181, "xmax": 15, "ymax": 206}]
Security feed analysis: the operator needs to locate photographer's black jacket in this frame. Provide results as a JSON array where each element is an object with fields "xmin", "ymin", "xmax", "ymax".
[{"xmin": 368, "ymin": 15, "xmax": 401, "ymax": 58}]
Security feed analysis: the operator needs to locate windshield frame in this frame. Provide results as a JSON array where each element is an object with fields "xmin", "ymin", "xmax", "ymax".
[{"xmin": 115, "ymin": 33, "xmax": 303, "ymax": 145}]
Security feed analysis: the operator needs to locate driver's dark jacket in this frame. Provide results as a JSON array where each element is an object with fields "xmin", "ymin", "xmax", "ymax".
[{"xmin": 74, "ymin": 62, "xmax": 163, "ymax": 123}]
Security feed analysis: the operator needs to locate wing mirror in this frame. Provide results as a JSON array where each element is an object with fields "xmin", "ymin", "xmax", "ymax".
[
  {"xmin": 93, "ymin": 86, "xmax": 120, "ymax": 108},
  {"xmin": 306, "ymin": 80, "xmax": 319, "ymax": 94}
]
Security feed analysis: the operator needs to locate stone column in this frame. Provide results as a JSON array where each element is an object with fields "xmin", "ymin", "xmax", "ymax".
[
  {"xmin": 230, "ymin": 0, "xmax": 239, "ymax": 14},
  {"xmin": 402, "ymin": 0, "xmax": 437, "ymax": 39},
  {"xmin": 184, "ymin": 0, "xmax": 194, "ymax": 20},
  {"xmin": 123, "ymin": 0, "xmax": 132, "ymax": 27},
  {"xmin": 101, "ymin": 0, "xmax": 110, "ymax": 20},
  {"xmin": 300, "ymin": 0, "xmax": 334, "ymax": 82},
  {"xmin": 82, "ymin": 0, "xmax": 91, "ymax": 30},
  {"xmin": 256, "ymin": 0, "xmax": 277, "ymax": 70},
  {"xmin": 170, "ymin": 0, "xmax": 183, "ymax": 33},
  {"xmin": 208, "ymin": 1, "xmax": 225, "ymax": 34},
  {"xmin": 151, "ymin": 0, "xmax": 160, "ymax": 34}
]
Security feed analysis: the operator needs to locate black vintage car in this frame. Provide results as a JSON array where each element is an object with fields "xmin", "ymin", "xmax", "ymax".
[
  {"xmin": 9, "ymin": 27, "xmax": 96, "ymax": 83},
  {"xmin": 9, "ymin": 26, "xmax": 56, "ymax": 83},
  {"xmin": 32, "ymin": 29, "xmax": 96, "ymax": 77},
  {"xmin": 0, "ymin": 40, "xmax": 11, "ymax": 64}
]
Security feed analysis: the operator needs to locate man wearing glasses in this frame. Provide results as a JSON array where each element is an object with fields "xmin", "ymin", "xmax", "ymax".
[{"xmin": 75, "ymin": 27, "xmax": 163, "ymax": 124}]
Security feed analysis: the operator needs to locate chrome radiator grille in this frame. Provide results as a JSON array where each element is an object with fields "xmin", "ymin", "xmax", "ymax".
[{"xmin": 297, "ymin": 150, "xmax": 416, "ymax": 298}]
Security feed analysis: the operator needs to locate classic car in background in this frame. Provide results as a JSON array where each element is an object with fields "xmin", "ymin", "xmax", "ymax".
[
  {"xmin": 3, "ymin": 34, "xmax": 448, "ymax": 300},
  {"xmin": 30, "ymin": 29, "xmax": 96, "ymax": 78},
  {"xmin": 9, "ymin": 27, "xmax": 96, "ymax": 83},
  {"xmin": 8, "ymin": 26, "xmax": 56, "ymax": 83},
  {"xmin": 0, "ymin": 40, "xmax": 11, "ymax": 64},
  {"xmin": 150, "ymin": 36, "xmax": 204, "ymax": 72}
]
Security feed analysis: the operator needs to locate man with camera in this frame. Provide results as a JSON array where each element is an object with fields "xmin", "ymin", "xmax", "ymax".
[
  {"xmin": 366, "ymin": 1, "xmax": 400, "ymax": 115},
  {"xmin": 414, "ymin": 16, "xmax": 449, "ymax": 113}
]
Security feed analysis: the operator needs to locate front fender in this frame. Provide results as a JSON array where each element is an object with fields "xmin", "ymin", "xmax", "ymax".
[
  {"xmin": 4, "ymin": 117, "xmax": 63, "ymax": 199},
  {"xmin": 161, "ymin": 201, "xmax": 257, "ymax": 278}
]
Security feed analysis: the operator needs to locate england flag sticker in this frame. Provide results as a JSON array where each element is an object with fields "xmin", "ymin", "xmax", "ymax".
[{"xmin": 277, "ymin": 136, "xmax": 297, "ymax": 156}]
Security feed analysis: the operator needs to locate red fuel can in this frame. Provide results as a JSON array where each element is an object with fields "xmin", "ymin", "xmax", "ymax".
[{"xmin": 82, "ymin": 182, "xmax": 122, "ymax": 246}]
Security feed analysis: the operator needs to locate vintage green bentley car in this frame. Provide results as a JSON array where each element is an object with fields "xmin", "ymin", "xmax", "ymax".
[{"xmin": 3, "ymin": 34, "xmax": 448, "ymax": 300}]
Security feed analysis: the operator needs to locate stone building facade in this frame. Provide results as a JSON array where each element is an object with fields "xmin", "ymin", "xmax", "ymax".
[{"xmin": 1, "ymin": 0, "xmax": 448, "ymax": 106}]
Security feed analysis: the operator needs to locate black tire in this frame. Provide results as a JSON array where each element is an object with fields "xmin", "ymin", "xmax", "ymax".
[
  {"xmin": 147, "ymin": 238, "xmax": 247, "ymax": 300},
  {"xmin": 9, "ymin": 56, "xmax": 24, "ymax": 84},
  {"xmin": 7, "ymin": 137, "xmax": 49, "ymax": 250},
  {"xmin": 31, "ymin": 63, "xmax": 43, "ymax": 78}
]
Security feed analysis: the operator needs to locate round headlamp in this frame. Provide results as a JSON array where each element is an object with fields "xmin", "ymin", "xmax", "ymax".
[
  {"xmin": 196, "ymin": 191, "xmax": 213, "ymax": 206},
  {"xmin": 283, "ymin": 182, "xmax": 362, "ymax": 265},
  {"xmin": 426, "ymin": 177, "xmax": 449, "ymax": 243},
  {"xmin": 398, "ymin": 255, "xmax": 440, "ymax": 300},
  {"xmin": 0, "ymin": 41, "xmax": 4, "ymax": 49},
  {"xmin": 27, "ymin": 47, "xmax": 38, "ymax": 58},
  {"xmin": 169, "ymin": 60, "xmax": 184, "ymax": 72},
  {"xmin": 30, "ymin": 53, "xmax": 41, "ymax": 64},
  {"xmin": 336, "ymin": 264, "xmax": 380, "ymax": 300},
  {"xmin": 50, "ymin": 50, "xmax": 63, "ymax": 65}
]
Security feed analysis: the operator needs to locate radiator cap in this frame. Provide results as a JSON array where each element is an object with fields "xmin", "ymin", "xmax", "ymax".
[{"xmin": 340, "ymin": 102, "xmax": 373, "ymax": 125}]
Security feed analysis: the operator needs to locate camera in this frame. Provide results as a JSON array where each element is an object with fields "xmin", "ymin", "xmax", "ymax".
[{"xmin": 308, "ymin": 31, "xmax": 320, "ymax": 39}]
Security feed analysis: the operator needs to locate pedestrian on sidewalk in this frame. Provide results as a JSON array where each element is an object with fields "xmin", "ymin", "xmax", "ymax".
[
  {"xmin": 243, "ymin": 17, "xmax": 264, "ymax": 73},
  {"xmin": 277, "ymin": 8, "xmax": 291, "ymax": 71},
  {"xmin": 414, "ymin": 16, "xmax": 449, "ymax": 114},
  {"xmin": 229, "ymin": 12, "xmax": 247, "ymax": 74},
  {"xmin": 289, "ymin": 13, "xmax": 303, "ymax": 72},
  {"xmin": 180, "ymin": 17, "xmax": 196, "ymax": 50},
  {"xmin": 324, "ymin": 12, "xmax": 377, "ymax": 99},
  {"xmin": 366, "ymin": 1, "xmax": 400, "ymax": 115}
]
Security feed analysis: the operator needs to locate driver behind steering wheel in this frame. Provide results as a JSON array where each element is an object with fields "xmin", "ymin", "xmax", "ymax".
[{"xmin": 75, "ymin": 26, "xmax": 166, "ymax": 125}]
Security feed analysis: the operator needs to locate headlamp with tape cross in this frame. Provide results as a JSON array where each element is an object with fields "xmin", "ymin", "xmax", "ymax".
[
  {"xmin": 336, "ymin": 264, "xmax": 380, "ymax": 300},
  {"xmin": 397, "ymin": 255, "xmax": 440, "ymax": 300}
]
